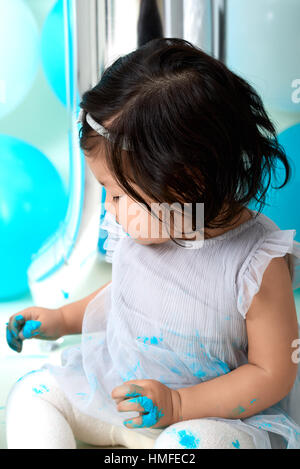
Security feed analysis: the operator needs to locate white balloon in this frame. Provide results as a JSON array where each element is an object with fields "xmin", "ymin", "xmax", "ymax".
[{"xmin": 0, "ymin": 0, "xmax": 39, "ymax": 119}]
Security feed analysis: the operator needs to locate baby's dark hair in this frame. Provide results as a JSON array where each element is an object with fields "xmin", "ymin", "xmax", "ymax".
[{"xmin": 79, "ymin": 37, "xmax": 291, "ymax": 239}]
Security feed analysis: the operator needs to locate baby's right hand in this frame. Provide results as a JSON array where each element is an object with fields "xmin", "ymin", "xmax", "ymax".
[{"xmin": 6, "ymin": 306, "xmax": 66, "ymax": 353}]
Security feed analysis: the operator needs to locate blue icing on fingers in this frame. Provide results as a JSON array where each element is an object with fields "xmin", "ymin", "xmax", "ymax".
[
  {"xmin": 125, "ymin": 385, "xmax": 143, "ymax": 398},
  {"xmin": 6, "ymin": 327, "xmax": 22, "ymax": 352},
  {"xmin": 10, "ymin": 329, "xmax": 18, "ymax": 338},
  {"xmin": 15, "ymin": 315, "xmax": 24, "ymax": 320},
  {"xmin": 124, "ymin": 396, "xmax": 164, "ymax": 428},
  {"xmin": 13, "ymin": 315, "xmax": 24, "ymax": 328},
  {"xmin": 22, "ymin": 320, "xmax": 42, "ymax": 339}
]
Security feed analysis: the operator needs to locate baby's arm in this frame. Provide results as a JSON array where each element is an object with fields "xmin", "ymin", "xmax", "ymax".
[
  {"xmin": 60, "ymin": 280, "xmax": 112, "ymax": 335},
  {"xmin": 174, "ymin": 257, "xmax": 299, "ymax": 422}
]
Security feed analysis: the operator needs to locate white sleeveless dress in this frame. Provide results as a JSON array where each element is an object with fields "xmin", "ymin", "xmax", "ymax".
[{"xmin": 44, "ymin": 209, "xmax": 300, "ymax": 448}]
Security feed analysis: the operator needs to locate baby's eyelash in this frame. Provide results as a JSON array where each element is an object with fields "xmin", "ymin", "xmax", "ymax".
[{"xmin": 113, "ymin": 196, "xmax": 120, "ymax": 202}]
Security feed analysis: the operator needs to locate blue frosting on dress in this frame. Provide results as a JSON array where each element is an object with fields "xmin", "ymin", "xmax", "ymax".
[{"xmin": 44, "ymin": 209, "xmax": 300, "ymax": 447}]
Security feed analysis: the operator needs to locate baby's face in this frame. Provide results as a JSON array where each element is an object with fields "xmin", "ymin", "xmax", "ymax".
[
  {"xmin": 85, "ymin": 151, "xmax": 179, "ymax": 245},
  {"xmin": 83, "ymin": 111, "xmax": 198, "ymax": 245},
  {"xmin": 84, "ymin": 148, "xmax": 197, "ymax": 245}
]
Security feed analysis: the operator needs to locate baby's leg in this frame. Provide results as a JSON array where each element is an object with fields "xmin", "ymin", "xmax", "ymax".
[
  {"xmin": 5, "ymin": 369, "xmax": 118, "ymax": 449},
  {"xmin": 152, "ymin": 418, "xmax": 260, "ymax": 449},
  {"xmin": 6, "ymin": 369, "xmax": 77, "ymax": 449}
]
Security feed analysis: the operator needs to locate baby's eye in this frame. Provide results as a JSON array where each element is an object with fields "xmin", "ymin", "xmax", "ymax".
[{"xmin": 112, "ymin": 196, "xmax": 120, "ymax": 202}]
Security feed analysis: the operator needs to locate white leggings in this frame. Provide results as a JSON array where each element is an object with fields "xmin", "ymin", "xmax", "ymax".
[{"xmin": 5, "ymin": 369, "xmax": 259, "ymax": 449}]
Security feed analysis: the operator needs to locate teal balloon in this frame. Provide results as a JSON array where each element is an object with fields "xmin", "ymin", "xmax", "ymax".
[
  {"xmin": 0, "ymin": 0, "xmax": 39, "ymax": 118},
  {"xmin": 226, "ymin": 0, "xmax": 300, "ymax": 112},
  {"xmin": 0, "ymin": 136, "xmax": 68, "ymax": 300},
  {"xmin": 41, "ymin": 0, "xmax": 74, "ymax": 106},
  {"xmin": 248, "ymin": 123, "xmax": 300, "ymax": 240}
]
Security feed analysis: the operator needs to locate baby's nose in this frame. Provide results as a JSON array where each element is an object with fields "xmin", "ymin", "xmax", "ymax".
[{"xmin": 104, "ymin": 203, "xmax": 118, "ymax": 224}]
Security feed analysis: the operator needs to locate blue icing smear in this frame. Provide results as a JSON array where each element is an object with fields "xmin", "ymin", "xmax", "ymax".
[
  {"xmin": 87, "ymin": 372, "xmax": 99, "ymax": 396},
  {"xmin": 170, "ymin": 367, "xmax": 182, "ymax": 375},
  {"xmin": 16, "ymin": 369, "xmax": 43, "ymax": 382},
  {"xmin": 15, "ymin": 315, "xmax": 24, "ymax": 319},
  {"xmin": 10, "ymin": 329, "xmax": 18, "ymax": 338},
  {"xmin": 192, "ymin": 365, "xmax": 206, "ymax": 378},
  {"xmin": 232, "ymin": 439, "xmax": 240, "ymax": 449},
  {"xmin": 232, "ymin": 405, "xmax": 246, "ymax": 415},
  {"xmin": 23, "ymin": 320, "xmax": 41, "ymax": 339},
  {"xmin": 125, "ymin": 396, "xmax": 164, "ymax": 428},
  {"xmin": 192, "ymin": 331, "xmax": 232, "ymax": 378},
  {"xmin": 189, "ymin": 357, "xmax": 231, "ymax": 380},
  {"xmin": 6, "ymin": 328, "xmax": 20, "ymax": 351},
  {"xmin": 177, "ymin": 430, "xmax": 200, "ymax": 449},
  {"xmin": 76, "ymin": 392, "xmax": 88, "ymax": 401},
  {"xmin": 149, "ymin": 337, "xmax": 159, "ymax": 345},
  {"xmin": 120, "ymin": 361, "xmax": 142, "ymax": 382},
  {"xmin": 14, "ymin": 314, "xmax": 24, "ymax": 326},
  {"xmin": 61, "ymin": 290, "xmax": 69, "ymax": 299},
  {"xmin": 32, "ymin": 384, "xmax": 50, "ymax": 395},
  {"xmin": 136, "ymin": 336, "xmax": 163, "ymax": 349}
]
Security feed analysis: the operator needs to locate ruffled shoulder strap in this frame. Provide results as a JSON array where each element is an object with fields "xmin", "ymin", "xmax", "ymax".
[{"xmin": 236, "ymin": 228, "xmax": 300, "ymax": 319}]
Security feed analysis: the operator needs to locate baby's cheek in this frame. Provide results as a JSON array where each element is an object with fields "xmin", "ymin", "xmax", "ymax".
[
  {"xmin": 120, "ymin": 199, "xmax": 169, "ymax": 242},
  {"xmin": 123, "ymin": 208, "xmax": 149, "ymax": 240}
]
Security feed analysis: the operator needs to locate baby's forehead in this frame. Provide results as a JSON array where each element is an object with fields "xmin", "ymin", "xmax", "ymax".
[
  {"xmin": 84, "ymin": 145, "xmax": 147, "ymax": 197},
  {"xmin": 91, "ymin": 164, "xmax": 128, "ymax": 194}
]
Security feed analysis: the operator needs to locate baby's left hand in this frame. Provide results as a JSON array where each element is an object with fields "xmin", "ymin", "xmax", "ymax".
[{"xmin": 111, "ymin": 379, "xmax": 182, "ymax": 429}]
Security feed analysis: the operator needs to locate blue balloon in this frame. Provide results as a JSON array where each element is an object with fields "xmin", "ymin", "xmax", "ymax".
[
  {"xmin": 0, "ymin": 0, "xmax": 39, "ymax": 118},
  {"xmin": 41, "ymin": 0, "xmax": 75, "ymax": 107},
  {"xmin": 0, "ymin": 136, "xmax": 68, "ymax": 300},
  {"xmin": 41, "ymin": 0, "xmax": 66, "ymax": 106},
  {"xmin": 248, "ymin": 123, "xmax": 300, "ymax": 240}
]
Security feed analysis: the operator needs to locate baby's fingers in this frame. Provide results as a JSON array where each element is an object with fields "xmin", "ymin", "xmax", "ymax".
[
  {"xmin": 123, "ymin": 415, "xmax": 145, "ymax": 429},
  {"xmin": 19, "ymin": 320, "xmax": 42, "ymax": 341},
  {"xmin": 6, "ymin": 325, "xmax": 22, "ymax": 353},
  {"xmin": 6, "ymin": 314, "xmax": 26, "ymax": 353},
  {"xmin": 9, "ymin": 314, "xmax": 26, "ymax": 340},
  {"xmin": 117, "ymin": 398, "xmax": 145, "ymax": 414}
]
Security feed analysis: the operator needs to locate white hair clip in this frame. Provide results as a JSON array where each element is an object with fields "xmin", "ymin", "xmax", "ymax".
[{"xmin": 77, "ymin": 109, "xmax": 129, "ymax": 151}]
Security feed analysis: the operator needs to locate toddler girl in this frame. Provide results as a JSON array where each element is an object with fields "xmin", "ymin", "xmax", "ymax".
[{"xmin": 6, "ymin": 38, "xmax": 300, "ymax": 449}]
